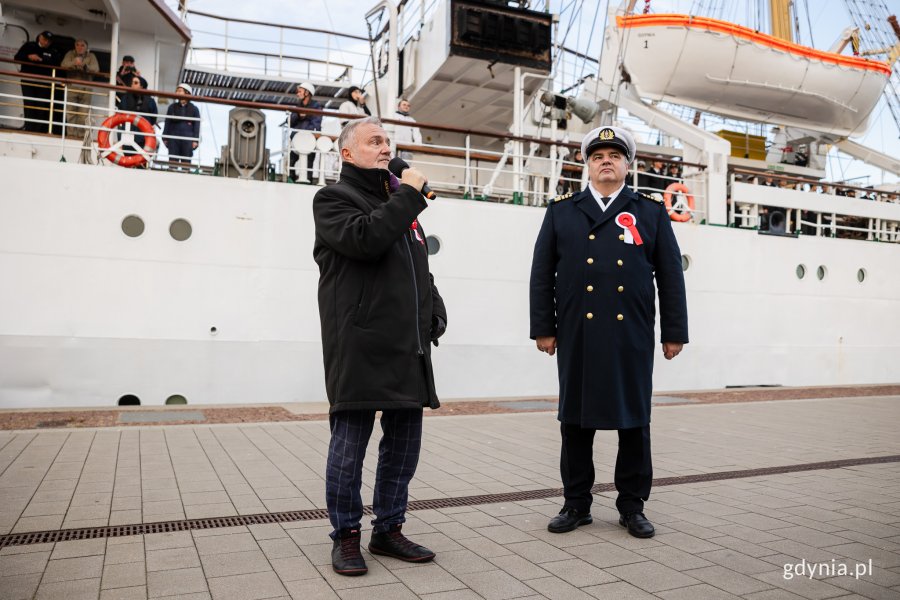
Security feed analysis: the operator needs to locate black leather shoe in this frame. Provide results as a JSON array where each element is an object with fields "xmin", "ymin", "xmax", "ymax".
[
  {"xmin": 619, "ymin": 512, "xmax": 655, "ymax": 538},
  {"xmin": 332, "ymin": 528, "xmax": 368, "ymax": 576},
  {"xmin": 547, "ymin": 507, "xmax": 593, "ymax": 533},
  {"xmin": 368, "ymin": 524, "xmax": 435, "ymax": 562}
]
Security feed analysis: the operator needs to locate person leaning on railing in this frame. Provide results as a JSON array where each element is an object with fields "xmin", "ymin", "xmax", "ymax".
[
  {"xmin": 14, "ymin": 30, "xmax": 60, "ymax": 133},
  {"xmin": 162, "ymin": 83, "xmax": 200, "ymax": 169},
  {"xmin": 60, "ymin": 39, "xmax": 100, "ymax": 136},
  {"xmin": 338, "ymin": 86, "xmax": 370, "ymax": 126},
  {"xmin": 118, "ymin": 74, "xmax": 158, "ymax": 160},
  {"xmin": 288, "ymin": 82, "xmax": 322, "ymax": 183}
]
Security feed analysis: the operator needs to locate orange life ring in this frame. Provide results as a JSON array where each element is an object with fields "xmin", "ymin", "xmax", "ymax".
[
  {"xmin": 97, "ymin": 112, "xmax": 158, "ymax": 167},
  {"xmin": 663, "ymin": 182, "xmax": 694, "ymax": 222}
]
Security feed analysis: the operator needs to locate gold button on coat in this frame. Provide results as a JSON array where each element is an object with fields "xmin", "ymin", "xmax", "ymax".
[
  {"xmin": 586, "ymin": 312, "xmax": 594, "ymax": 319},
  {"xmin": 617, "ymin": 314, "xmax": 624, "ymax": 321},
  {"xmin": 589, "ymin": 234, "xmax": 595, "ymax": 240},
  {"xmin": 618, "ymin": 234, "xmax": 625, "ymax": 241},
  {"xmin": 617, "ymin": 259, "xmax": 623, "ymax": 266},
  {"xmin": 617, "ymin": 286, "xmax": 624, "ymax": 292},
  {"xmin": 586, "ymin": 285, "xmax": 594, "ymax": 292},
  {"xmin": 587, "ymin": 258, "xmax": 594, "ymax": 264}
]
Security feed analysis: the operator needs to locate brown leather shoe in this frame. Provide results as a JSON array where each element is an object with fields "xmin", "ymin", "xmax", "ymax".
[
  {"xmin": 368, "ymin": 524, "xmax": 435, "ymax": 562},
  {"xmin": 332, "ymin": 528, "xmax": 368, "ymax": 576},
  {"xmin": 619, "ymin": 512, "xmax": 655, "ymax": 538}
]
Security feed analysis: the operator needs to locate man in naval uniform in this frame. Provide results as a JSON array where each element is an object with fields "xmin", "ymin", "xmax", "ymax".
[{"xmin": 529, "ymin": 126, "xmax": 688, "ymax": 538}]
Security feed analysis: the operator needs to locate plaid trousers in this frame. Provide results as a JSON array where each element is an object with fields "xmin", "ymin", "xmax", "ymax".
[{"xmin": 326, "ymin": 409, "xmax": 423, "ymax": 538}]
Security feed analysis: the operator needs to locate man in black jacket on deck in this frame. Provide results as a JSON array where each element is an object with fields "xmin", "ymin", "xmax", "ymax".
[
  {"xmin": 14, "ymin": 31, "xmax": 60, "ymax": 132},
  {"xmin": 313, "ymin": 116, "xmax": 447, "ymax": 576}
]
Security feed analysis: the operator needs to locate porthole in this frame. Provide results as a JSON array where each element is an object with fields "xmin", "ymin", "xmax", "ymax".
[
  {"xmin": 169, "ymin": 218, "xmax": 192, "ymax": 241},
  {"xmin": 857, "ymin": 268, "xmax": 866, "ymax": 283},
  {"xmin": 681, "ymin": 255, "xmax": 691, "ymax": 271},
  {"xmin": 165, "ymin": 395, "xmax": 187, "ymax": 405},
  {"xmin": 425, "ymin": 235, "xmax": 441, "ymax": 256},
  {"xmin": 118, "ymin": 394, "xmax": 140, "ymax": 406},
  {"xmin": 796, "ymin": 264, "xmax": 806, "ymax": 279},
  {"xmin": 817, "ymin": 265, "xmax": 827, "ymax": 280},
  {"xmin": 121, "ymin": 215, "xmax": 145, "ymax": 238}
]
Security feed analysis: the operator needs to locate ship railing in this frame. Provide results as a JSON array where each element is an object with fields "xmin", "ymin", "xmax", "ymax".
[
  {"xmin": 281, "ymin": 118, "xmax": 708, "ymax": 218},
  {"xmin": 0, "ymin": 61, "xmax": 710, "ymax": 209},
  {"xmin": 0, "ymin": 58, "xmax": 113, "ymax": 136},
  {"xmin": 728, "ymin": 171, "xmax": 900, "ymax": 242},
  {"xmin": 184, "ymin": 10, "xmax": 368, "ymax": 82},
  {"xmin": 4, "ymin": 67, "xmax": 894, "ymax": 242},
  {"xmin": 397, "ymin": 0, "xmax": 441, "ymax": 48},
  {"xmin": 0, "ymin": 68, "xmax": 203, "ymax": 170}
]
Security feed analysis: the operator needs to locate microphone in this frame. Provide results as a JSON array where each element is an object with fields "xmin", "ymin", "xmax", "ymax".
[{"xmin": 388, "ymin": 157, "xmax": 437, "ymax": 200}]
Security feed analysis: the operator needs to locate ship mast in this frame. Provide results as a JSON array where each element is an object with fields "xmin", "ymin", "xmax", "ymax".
[{"xmin": 769, "ymin": 0, "xmax": 793, "ymax": 42}]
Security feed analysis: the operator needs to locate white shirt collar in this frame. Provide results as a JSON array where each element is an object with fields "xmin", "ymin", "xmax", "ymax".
[{"xmin": 587, "ymin": 182, "xmax": 626, "ymax": 211}]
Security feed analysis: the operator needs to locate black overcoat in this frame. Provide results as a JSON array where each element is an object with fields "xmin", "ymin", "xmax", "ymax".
[
  {"xmin": 313, "ymin": 162, "xmax": 447, "ymax": 413},
  {"xmin": 530, "ymin": 185, "xmax": 688, "ymax": 429}
]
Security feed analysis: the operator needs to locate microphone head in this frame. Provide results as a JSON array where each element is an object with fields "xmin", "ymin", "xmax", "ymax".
[{"xmin": 388, "ymin": 157, "xmax": 409, "ymax": 177}]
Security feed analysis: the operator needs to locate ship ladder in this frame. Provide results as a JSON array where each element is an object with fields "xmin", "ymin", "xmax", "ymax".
[{"xmin": 97, "ymin": 113, "xmax": 158, "ymax": 168}]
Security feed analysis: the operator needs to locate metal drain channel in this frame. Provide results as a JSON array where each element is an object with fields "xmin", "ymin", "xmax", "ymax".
[{"xmin": 1, "ymin": 454, "xmax": 898, "ymax": 548}]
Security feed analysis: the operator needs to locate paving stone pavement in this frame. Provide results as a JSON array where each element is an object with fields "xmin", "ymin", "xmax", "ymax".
[{"xmin": 0, "ymin": 395, "xmax": 899, "ymax": 599}]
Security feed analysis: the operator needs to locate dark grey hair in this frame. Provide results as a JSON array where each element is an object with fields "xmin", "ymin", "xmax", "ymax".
[{"xmin": 337, "ymin": 116, "xmax": 383, "ymax": 152}]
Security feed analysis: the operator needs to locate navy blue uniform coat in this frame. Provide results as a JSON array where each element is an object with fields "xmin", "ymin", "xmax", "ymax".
[{"xmin": 530, "ymin": 185, "xmax": 688, "ymax": 430}]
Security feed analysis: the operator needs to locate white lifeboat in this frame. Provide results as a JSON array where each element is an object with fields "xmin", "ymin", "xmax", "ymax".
[{"xmin": 616, "ymin": 14, "xmax": 892, "ymax": 137}]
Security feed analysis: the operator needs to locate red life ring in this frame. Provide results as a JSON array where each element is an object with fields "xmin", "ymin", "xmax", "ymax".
[
  {"xmin": 663, "ymin": 182, "xmax": 694, "ymax": 222},
  {"xmin": 97, "ymin": 113, "xmax": 158, "ymax": 167}
]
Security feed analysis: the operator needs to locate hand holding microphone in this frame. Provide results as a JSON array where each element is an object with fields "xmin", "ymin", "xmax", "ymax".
[{"xmin": 389, "ymin": 157, "xmax": 437, "ymax": 200}]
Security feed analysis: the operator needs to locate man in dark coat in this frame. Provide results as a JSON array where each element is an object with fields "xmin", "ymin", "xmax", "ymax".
[
  {"xmin": 162, "ymin": 83, "xmax": 200, "ymax": 169},
  {"xmin": 313, "ymin": 116, "xmax": 447, "ymax": 576},
  {"xmin": 530, "ymin": 126, "xmax": 688, "ymax": 539},
  {"xmin": 14, "ymin": 31, "xmax": 60, "ymax": 132},
  {"xmin": 637, "ymin": 155, "xmax": 668, "ymax": 196}
]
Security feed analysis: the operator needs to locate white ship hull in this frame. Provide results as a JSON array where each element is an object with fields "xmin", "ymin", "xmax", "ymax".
[{"xmin": 2, "ymin": 158, "xmax": 898, "ymax": 407}]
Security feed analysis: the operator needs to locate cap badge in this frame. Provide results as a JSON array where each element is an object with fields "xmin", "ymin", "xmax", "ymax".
[{"xmin": 599, "ymin": 128, "xmax": 615, "ymax": 140}]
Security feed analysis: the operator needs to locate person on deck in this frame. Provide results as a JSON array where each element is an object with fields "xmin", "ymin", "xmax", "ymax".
[
  {"xmin": 337, "ymin": 85, "xmax": 371, "ymax": 126},
  {"xmin": 162, "ymin": 83, "xmax": 200, "ymax": 169},
  {"xmin": 288, "ymin": 82, "xmax": 322, "ymax": 182},
  {"xmin": 119, "ymin": 74, "xmax": 158, "ymax": 156},
  {"xmin": 390, "ymin": 98, "xmax": 422, "ymax": 161},
  {"xmin": 15, "ymin": 31, "xmax": 61, "ymax": 133},
  {"xmin": 60, "ymin": 39, "xmax": 100, "ymax": 135}
]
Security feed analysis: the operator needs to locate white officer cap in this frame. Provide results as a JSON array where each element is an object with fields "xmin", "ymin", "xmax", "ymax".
[
  {"xmin": 176, "ymin": 83, "xmax": 193, "ymax": 95},
  {"xmin": 298, "ymin": 82, "xmax": 316, "ymax": 96},
  {"xmin": 580, "ymin": 126, "xmax": 636, "ymax": 164}
]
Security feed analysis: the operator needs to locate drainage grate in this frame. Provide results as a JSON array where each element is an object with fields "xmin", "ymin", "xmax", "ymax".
[
  {"xmin": 0, "ymin": 509, "xmax": 328, "ymax": 549},
  {"xmin": 1, "ymin": 454, "xmax": 897, "ymax": 548}
]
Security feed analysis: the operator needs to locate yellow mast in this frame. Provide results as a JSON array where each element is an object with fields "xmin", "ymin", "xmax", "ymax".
[{"xmin": 769, "ymin": 0, "xmax": 793, "ymax": 43}]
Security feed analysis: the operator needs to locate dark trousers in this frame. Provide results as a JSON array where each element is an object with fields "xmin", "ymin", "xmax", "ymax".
[
  {"xmin": 560, "ymin": 423, "xmax": 652, "ymax": 515},
  {"xmin": 166, "ymin": 138, "xmax": 194, "ymax": 162},
  {"xmin": 21, "ymin": 81, "xmax": 52, "ymax": 132},
  {"xmin": 326, "ymin": 409, "xmax": 423, "ymax": 539}
]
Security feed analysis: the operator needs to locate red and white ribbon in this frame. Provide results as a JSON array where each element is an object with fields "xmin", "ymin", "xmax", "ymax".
[{"xmin": 615, "ymin": 212, "xmax": 643, "ymax": 245}]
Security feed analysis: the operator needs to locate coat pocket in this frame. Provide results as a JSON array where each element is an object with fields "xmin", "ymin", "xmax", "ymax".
[{"xmin": 353, "ymin": 272, "xmax": 374, "ymax": 327}]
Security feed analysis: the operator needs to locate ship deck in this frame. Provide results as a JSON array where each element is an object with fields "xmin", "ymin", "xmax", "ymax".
[{"xmin": 1, "ymin": 387, "xmax": 899, "ymax": 599}]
